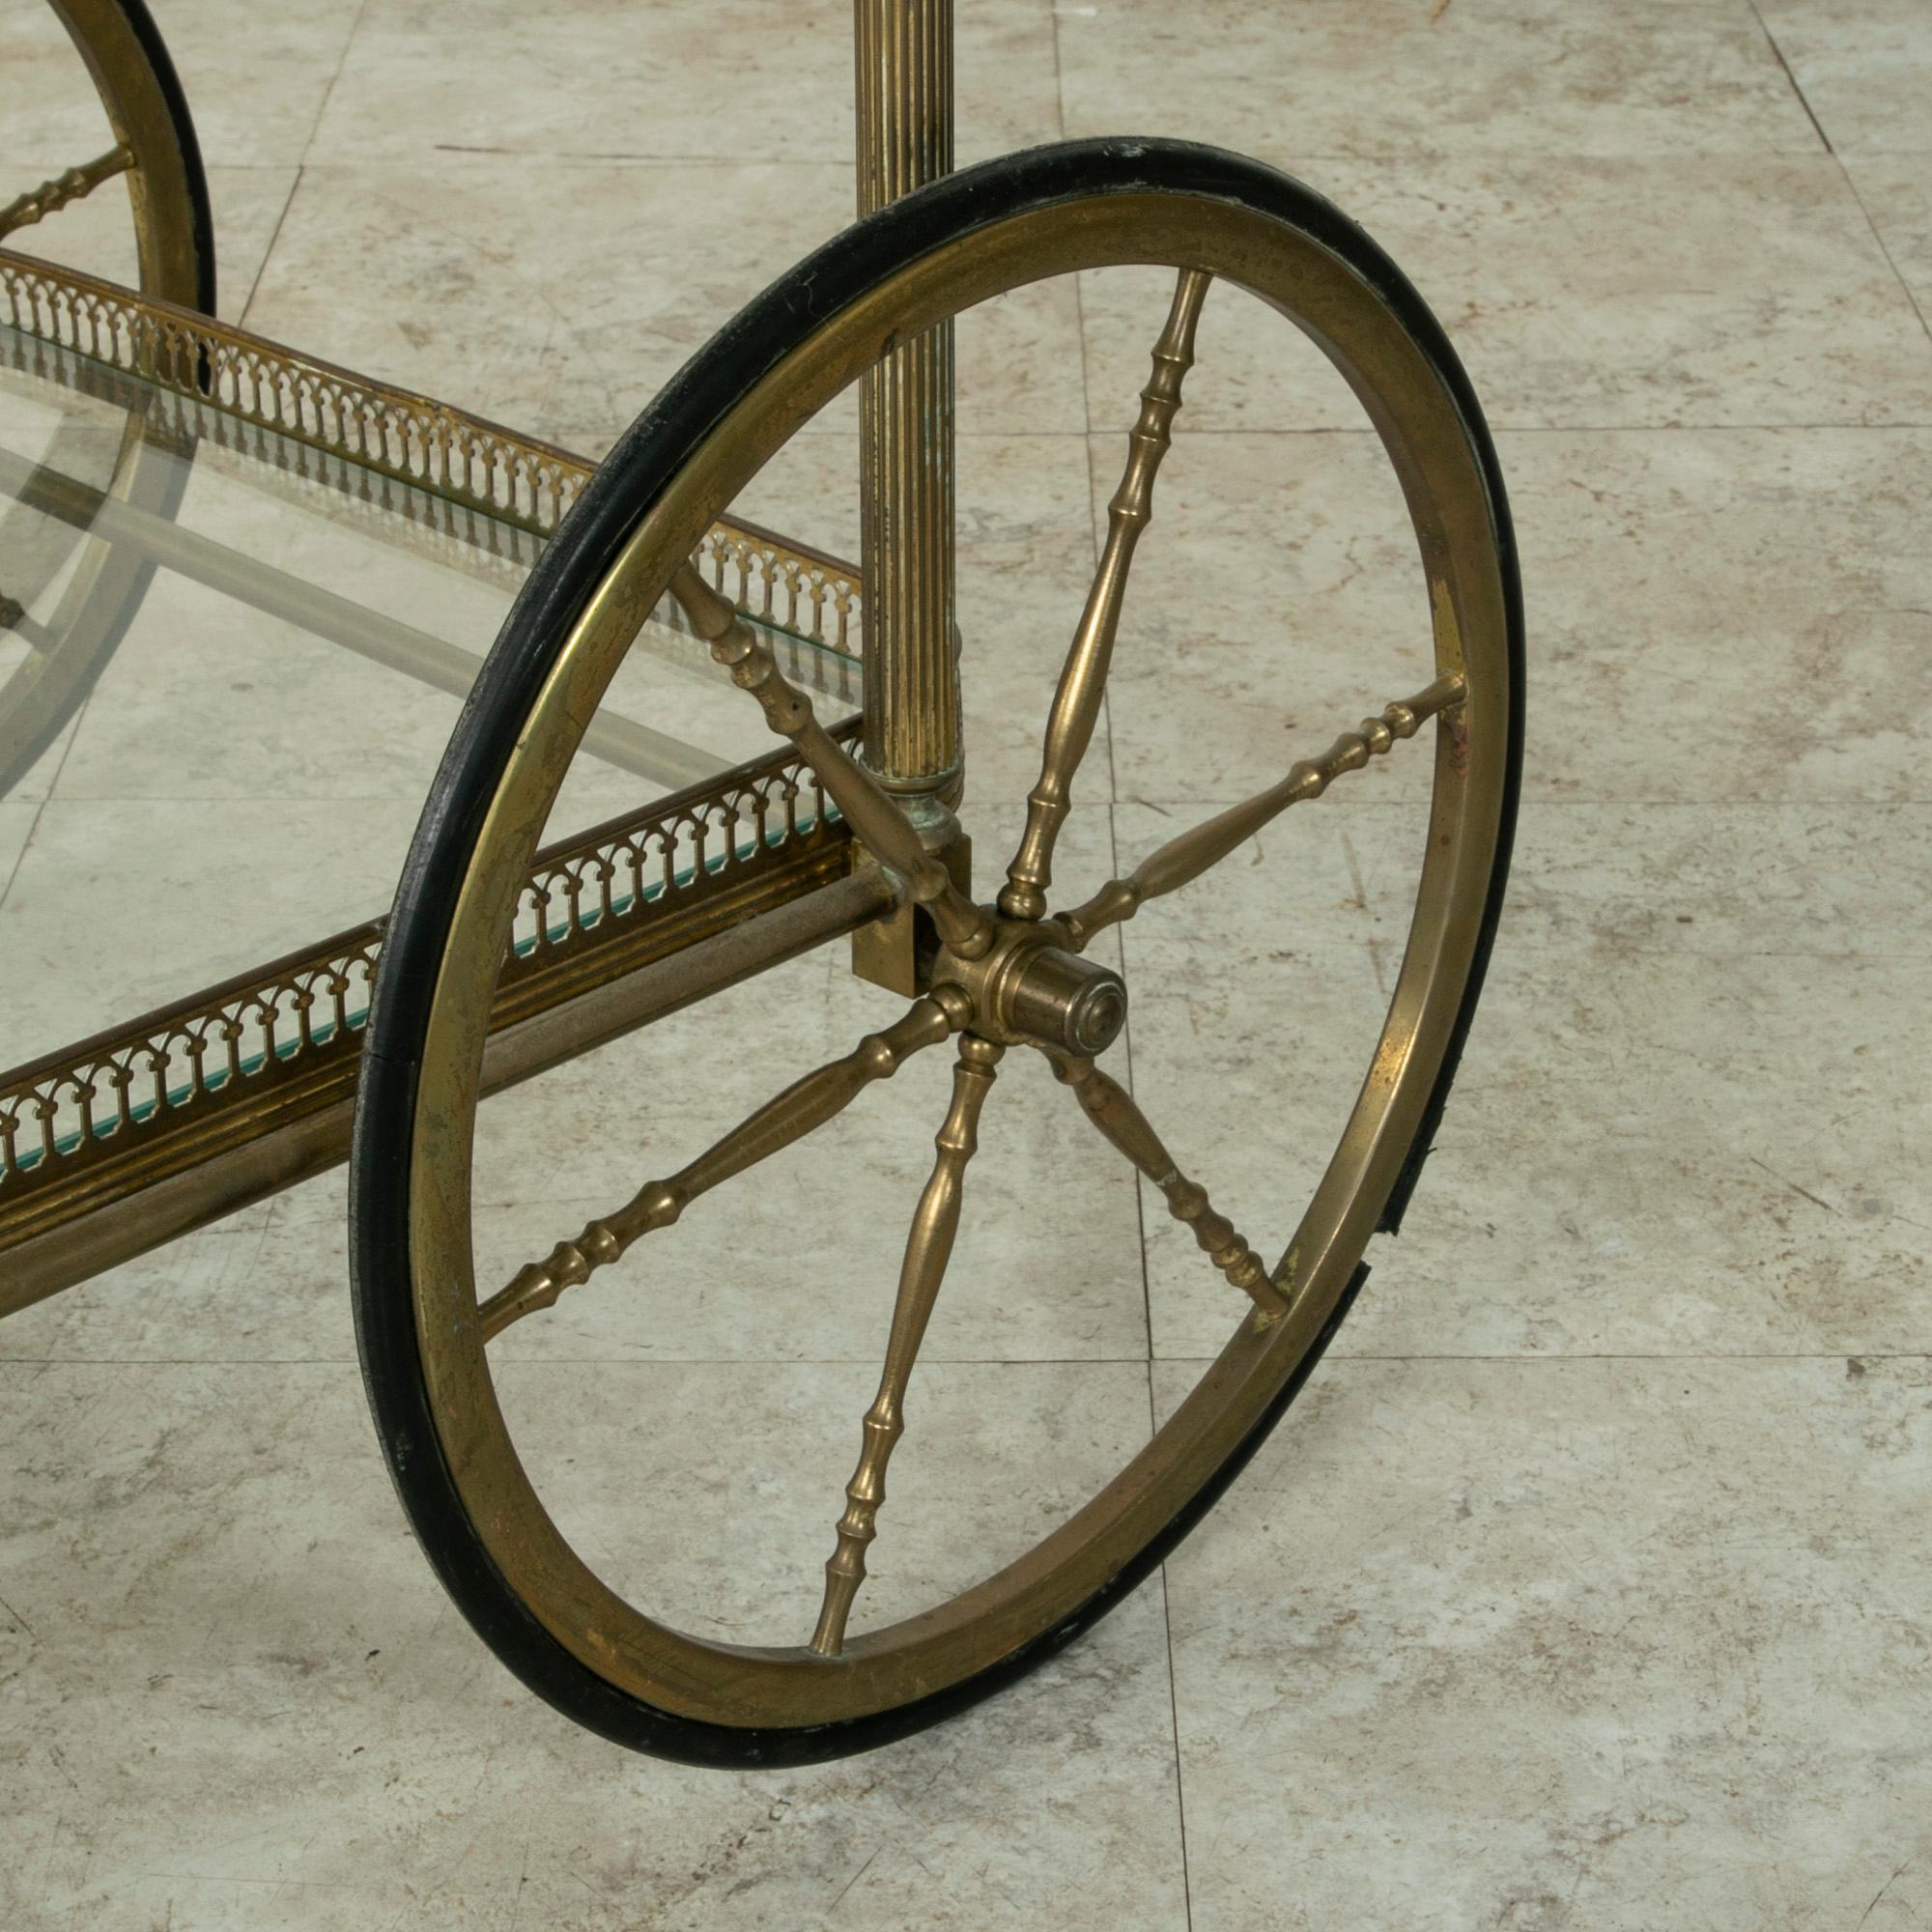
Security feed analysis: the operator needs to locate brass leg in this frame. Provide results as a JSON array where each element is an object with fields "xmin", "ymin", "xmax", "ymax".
[
  {"xmin": 848, "ymin": 0, "xmax": 962, "ymax": 996},
  {"xmin": 854, "ymin": 0, "xmax": 958, "ymax": 803}
]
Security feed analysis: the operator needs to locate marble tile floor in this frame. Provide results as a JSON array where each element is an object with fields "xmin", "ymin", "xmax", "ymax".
[{"xmin": 2, "ymin": 1, "xmax": 1929, "ymax": 1927}]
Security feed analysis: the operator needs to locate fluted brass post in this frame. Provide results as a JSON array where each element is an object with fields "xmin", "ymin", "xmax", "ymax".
[{"xmin": 854, "ymin": 0, "xmax": 957, "ymax": 800}]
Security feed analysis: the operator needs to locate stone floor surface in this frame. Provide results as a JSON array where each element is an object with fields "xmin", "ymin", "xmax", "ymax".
[{"xmin": 1, "ymin": 1, "xmax": 1928, "ymax": 1927}]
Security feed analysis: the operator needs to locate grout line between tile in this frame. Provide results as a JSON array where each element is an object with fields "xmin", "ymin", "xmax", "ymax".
[
  {"xmin": 0, "ymin": 809, "xmax": 33, "ymax": 915},
  {"xmin": 1157, "ymin": 1560, "xmax": 1198, "ymax": 1932},
  {"xmin": 300, "ymin": 0, "xmax": 378, "ymax": 169},
  {"xmin": 1125, "ymin": 800, "xmax": 1932, "ymax": 813},
  {"xmin": 1191, "ymin": 1349, "xmax": 1932, "ymax": 1366},
  {"xmin": 236, "ymin": 0, "xmax": 373, "ymax": 331},
  {"xmin": 305, "ymin": 144, "xmax": 1903, "ymax": 168},
  {"xmin": 1745, "ymin": 0, "xmax": 1837, "ymax": 156},
  {"xmin": 1070, "ymin": 422, "xmax": 1932, "ymax": 437},
  {"xmin": 1836, "ymin": 157, "xmax": 1932, "ymax": 352},
  {"xmin": 236, "ymin": 166, "xmax": 303, "ymax": 331},
  {"xmin": 1115, "ymin": 881, "xmax": 1156, "ymax": 1359},
  {"xmin": 426, "ymin": 146, "xmax": 855, "ymax": 166},
  {"xmin": 790, "ymin": 422, "xmax": 1932, "ymax": 439}
]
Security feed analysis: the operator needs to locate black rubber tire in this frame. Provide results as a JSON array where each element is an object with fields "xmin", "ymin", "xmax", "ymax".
[
  {"xmin": 351, "ymin": 136, "xmax": 1525, "ymax": 1768},
  {"xmin": 94, "ymin": 0, "xmax": 218, "ymax": 312}
]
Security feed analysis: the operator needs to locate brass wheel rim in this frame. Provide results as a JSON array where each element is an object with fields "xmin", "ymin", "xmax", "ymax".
[
  {"xmin": 402, "ymin": 185, "xmax": 1513, "ymax": 1729},
  {"xmin": 23, "ymin": 0, "xmax": 212, "ymax": 305}
]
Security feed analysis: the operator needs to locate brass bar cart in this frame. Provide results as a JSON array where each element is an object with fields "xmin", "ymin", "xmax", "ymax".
[{"xmin": 0, "ymin": 0, "xmax": 1523, "ymax": 1765}]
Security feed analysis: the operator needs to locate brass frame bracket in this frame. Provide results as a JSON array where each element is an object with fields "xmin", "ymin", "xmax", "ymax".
[{"xmin": 849, "ymin": 831, "xmax": 973, "ymax": 996}]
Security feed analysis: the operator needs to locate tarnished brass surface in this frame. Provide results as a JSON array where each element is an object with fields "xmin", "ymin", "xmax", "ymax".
[
  {"xmin": 1001, "ymin": 268, "xmax": 1208, "ymax": 922},
  {"xmin": 395, "ymin": 184, "xmax": 1513, "ymax": 1730},
  {"xmin": 678, "ymin": 563, "xmax": 995, "ymax": 960},
  {"xmin": 847, "ymin": 0, "xmax": 960, "ymax": 995},
  {"xmin": 1004, "ymin": 947, "xmax": 1127, "ymax": 1059},
  {"xmin": 44, "ymin": 0, "xmax": 204, "ymax": 303},
  {"xmin": 846, "ymin": 829, "xmax": 971, "ymax": 997},
  {"xmin": 929, "ymin": 916, "xmax": 1127, "ymax": 1055},
  {"xmin": 0, "ymin": 145, "xmax": 133, "ymax": 243}
]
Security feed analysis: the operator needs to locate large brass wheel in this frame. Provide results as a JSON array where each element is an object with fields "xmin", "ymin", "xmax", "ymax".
[
  {"xmin": 352, "ymin": 139, "xmax": 1523, "ymax": 1766},
  {"xmin": 0, "ymin": 0, "xmax": 215, "ymax": 795}
]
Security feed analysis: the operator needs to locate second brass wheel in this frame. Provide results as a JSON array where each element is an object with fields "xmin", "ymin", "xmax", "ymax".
[
  {"xmin": 352, "ymin": 137, "xmax": 1523, "ymax": 1766},
  {"xmin": 1, "ymin": 0, "xmax": 216, "ymax": 795}
]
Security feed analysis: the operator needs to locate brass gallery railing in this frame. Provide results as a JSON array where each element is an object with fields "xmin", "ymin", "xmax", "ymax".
[
  {"xmin": 0, "ymin": 249, "xmax": 864, "ymax": 659},
  {"xmin": 0, "ymin": 727, "xmax": 865, "ymax": 1301}
]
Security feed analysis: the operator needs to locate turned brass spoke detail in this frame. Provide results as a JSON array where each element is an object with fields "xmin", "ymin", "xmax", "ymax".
[
  {"xmin": 1000, "ymin": 268, "xmax": 1211, "ymax": 923},
  {"xmin": 479, "ymin": 988, "xmax": 969, "ymax": 1339},
  {"xmin": 1052, "ymin": 1056, "xmax": 1289, "ymax": 1321},
  {"xmin": 811, "ymin": 1035, "xmax": 1003, "ymax": 1657},
  {"xmin": 0, "ymin": 146, "xmax": 134, "ymax": 242},
  {"xmin": 675, "ymin": 563, "xmax": 994, "ymax": 960},
  {"xmin": 1057, "ymin": 671, "xmax": 1466, "ymax": 951}
]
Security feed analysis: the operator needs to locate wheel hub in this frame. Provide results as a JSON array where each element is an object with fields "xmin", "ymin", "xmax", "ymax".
[{"xmin": 933, "ymin": 916, "xmax": 1127, "ymax": 1058}]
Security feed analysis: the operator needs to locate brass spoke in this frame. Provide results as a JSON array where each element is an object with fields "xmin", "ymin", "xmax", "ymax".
[
  {"xmin": 0, "ymin": 146, "xmax": 134, "ymax": 243},
  {"xmin": 1000, "ymin": 268, "xmax": 1210, "ymax": 922},
  {"xmin": 1056, "ymin": 671, "xmax": 1466, "ymax": 950},
  {"xmin": 674, "ymin": 563, "xmax": 994, "ymax": 961},
  {"xmin": 1053, "ymin": 1056, "xmax": 1289, "ymax": 1322},
  {"xmin": 478, "ymin": 987, "xmax": 969, "ymax": 1339},
  {"xmin": 810, "ymin": 1034, "xmax": 1003, "ymax": 1656}
]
